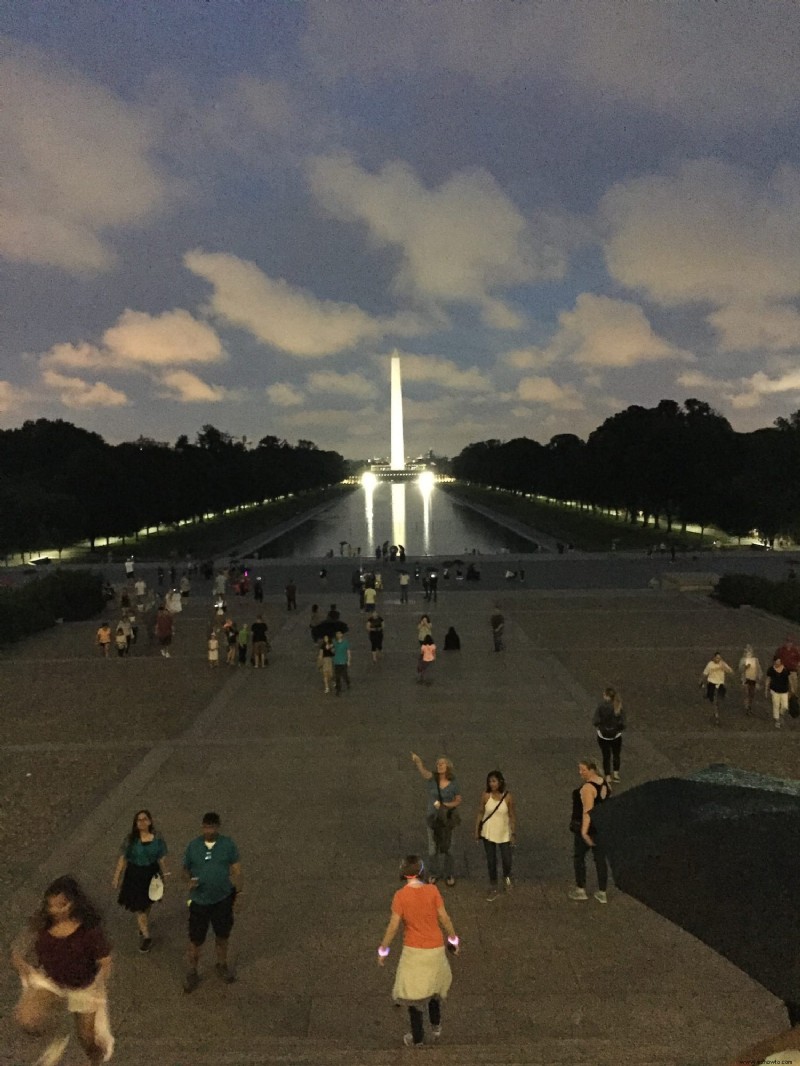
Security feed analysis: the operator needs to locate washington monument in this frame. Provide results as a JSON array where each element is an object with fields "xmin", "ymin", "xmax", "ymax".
[{"xmin": 390, "ymin": 354, "xmax": 405, "ymax": 471}]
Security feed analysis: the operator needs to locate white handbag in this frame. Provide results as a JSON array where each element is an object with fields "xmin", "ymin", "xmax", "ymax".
[{"xmin": 148, "ymin": 873, "xmax": 164, "ymax": 902}]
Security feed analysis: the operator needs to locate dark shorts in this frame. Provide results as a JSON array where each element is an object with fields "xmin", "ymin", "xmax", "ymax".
[{"xmin": 188, "ymin": 893, "xmax": 235, "ymax": 945}]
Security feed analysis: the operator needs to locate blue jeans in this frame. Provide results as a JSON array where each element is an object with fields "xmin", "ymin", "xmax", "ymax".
[
  {"xmin": 573, "ymin": 833, "xmax": 607, "ymax": 891},
  {"xmin": 426, "ymin": 827, "xmax": 454, "ymax": 880}
]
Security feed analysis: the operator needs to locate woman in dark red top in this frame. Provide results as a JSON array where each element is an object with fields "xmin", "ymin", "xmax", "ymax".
[{"xmin": 11, "ymin": 876, "xmax": 113, "ymax": 1064}]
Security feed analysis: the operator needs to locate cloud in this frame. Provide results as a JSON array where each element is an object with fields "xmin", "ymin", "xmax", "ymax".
[
  {"xmin": 41, "ymin": 370, "xmax": 129, "ymax": 409},
  {"xmin": 306, "ymin": 371, "xmax": 378, "ymax": 401},
  {"xmin": 708, "ymin": 303, "xmax": 800, "ymax": 353},
  {"xmin": 303, "ymin": 3, "xmax": 800, "ymax": 129},
  {"xmin": 677, "ymin": 370, "xmax": 727, "ymax": 392},
  {"xmin": 517, "ymin": 376, "xmax": 584, "ymax": 410},
  {"xmin": 727, "ymin": 370, "xmax": 800, "ymax": 411},
  {"xmin": 0, "ymin": 40, "xmax": 172, "ymax": 271},
  {"xmin": 184, "ymin": 249, "xmax": 423, "ymax": 357},
  {"xmin": 498, "ymin": 347, "xmax": 555, "ymax": 371},
  {"xmin": 266, "ymin": 382, "xmax": 305, "ymax": 407},
  {"xmin": 541, "ymin": 294, "xmax": 689, "ymax": 368},
  {"xmin": 0, "ymin": 381, "xmax": 30, "ymax": 413},
  {"xmin": 101, "ymin": 309, "xmax": 225, "ymax": 368},
  {"xmin": 41, "ymin": 310, "xmax": 225, "ymax": 373},
  {"xmin": 392, "ymin": 353, "xmax": 491, "ymax": 392},
  {"xmin": 309, "ymin": 154, "xmax": 565, "ymax": 327},
  {"xmin": 601, "ymin": 161, "xmax": 800, "ymax": 312},
  {"xmin": 157, "ymin": 371, "xmax": 231, "ymax": 404}
]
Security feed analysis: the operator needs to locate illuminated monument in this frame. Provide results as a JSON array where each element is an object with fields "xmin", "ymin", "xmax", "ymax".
[
  {"xmin": 363, "ymin": 353, "xmax": 430, "ymax": 483},
  {"xmin": 390, "ymin": 354, "xmax": 405, "ymax": 471}
]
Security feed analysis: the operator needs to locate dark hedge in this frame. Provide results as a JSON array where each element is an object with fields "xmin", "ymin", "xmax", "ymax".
[
  {"xmin": 715, "ymin": 573, "xmax": 800, "ymax": 623},
  {"xmin": 0, "ymin": 570, "xmax": 104, "ymax": 645}
]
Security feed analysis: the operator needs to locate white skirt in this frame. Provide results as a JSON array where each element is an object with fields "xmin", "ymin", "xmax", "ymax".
[
  {"xmin": 22, "ymin": 969, "xmax": 114, "ymax": 1061},
  {"xmin": 392, "ymin": 946, "xmax": 452, "ymax": 1008}
]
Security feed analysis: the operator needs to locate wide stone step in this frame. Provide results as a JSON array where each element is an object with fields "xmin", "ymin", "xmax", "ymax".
[{"xmin": 97, "ymin": 1035, "xmax": 680, "ymax": 1065}]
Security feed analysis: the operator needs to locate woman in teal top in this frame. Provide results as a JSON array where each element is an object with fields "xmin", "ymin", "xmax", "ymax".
[{"xmin": 112, "ymin": 809, "xmax": 168, "ymax": 953}]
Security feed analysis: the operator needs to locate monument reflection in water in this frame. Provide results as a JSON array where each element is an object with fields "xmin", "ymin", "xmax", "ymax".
[{"xmin": 363, "ymin": 475, "xmax": 434, "ymax": 556}]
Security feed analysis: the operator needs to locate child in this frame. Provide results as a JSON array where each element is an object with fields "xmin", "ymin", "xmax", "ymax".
[
  {"xmin": 96, "ymin": 622, "xmax": 112, "ymax": 658},
  {"xmin": 208, "ymin": 630, "xmax": 219, "ymax": 668},
  {"xmin": 115, "ymin": 625, "xmax": 128, "ymax": 657}
]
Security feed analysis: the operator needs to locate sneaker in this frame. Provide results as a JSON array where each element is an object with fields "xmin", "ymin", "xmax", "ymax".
[
  {"xmin": 775, "ymin": 719, "xmax": 782, "ymax": 729},
  {"xmin": 445, "ymin": 877, "xmax": 456, "ymax": 887},
  {"xmin": 594, "ymin": 890, "xmax": 608, "ymax": 904},
  {"xmin": 215, "ymin": 962, "xmax": 236, "ymax": 984},
  {"xmin": 431, "ymin": 1024, "xmax": 442, "ymax": 1039},
  {"xmin": 568, "ymin": 887, "xmax": 589, "ymax": 901},
  {"xmin": 612, "ymin": 771, "xmax": 620, "ymax": 782},
  {"xmin": 486, "ymin": 888, "xmax": 498, "ymax": 901},
  {"xmin": 139, "ymin": 936, "xmax": 153, "ymax": 953},
  {"xmin": 35, "ymin": 1035, "xmax": 71, "ymax": 1066},
  {"xmin": 183, "ymin": 970, "xmax": 199, "ymax": 993},
  {"xmin": 403, "ymin": 1033, "xmax": 423, "ymax": 1048},
  {"xmin": 428, "ymin": 875, "xmax": 437, "ymax": 885},
  {"xmin": 504, "ymin": 876, "xmax": 513, "ymax": 891}
]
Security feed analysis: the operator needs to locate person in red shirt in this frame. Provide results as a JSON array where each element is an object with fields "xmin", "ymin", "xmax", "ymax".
[
  {"xmin": 775, "ymin": 637, "xmax": 800, "ymax": 694},
  {"xmin": 377, "ymin": 855, "xmax": 460, "ymax": 1048},
  {"xmin": 11, "ymin": 875, "xmax": 113, "ymax": 1064}
]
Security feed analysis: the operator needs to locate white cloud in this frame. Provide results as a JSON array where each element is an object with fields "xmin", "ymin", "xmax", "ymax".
[
  {"xmin": 708, "ymin": 303, "xmax": 800, "ymax": 353},
  {"xmin": 101, "ymin": 309, "xmax": 225, "ymax": 368},
  {"xmin": 0, "ymin": 381, "xmax": 29, "ymax": 412},
  {"xmin": 601, "ymin": 161, "xmax": 800, "ymax": 312},
  {"xmin": 392, "ymin": 353, "xmax": 491, "ymax": 392},
  {"xmin": 266, "ymin": 382, "xmax": 305, "ymax": 407},
  {"xmin": 157, "ymin": 371, "xmax": 231, "ymax": 404},
  {"xmin": 309, "ymin": 154, "xmax": 565, "ymax": 327},
  {"xmin": 499, "ymin": 347, "xmax": 555, "ymax": 371},
  {"xmin": 303, "ymin": 3, "xmax": 800, "ymax": 129},
  {"xmin": 677, "ymin": 370, "xmax": 727, "ymax": 392},
  {"xmin": 0, "ymin": 41, "xmax": 172, "ymax": 271},
  {"xmin": 40, "ymin": 309, "xmax": 225, "ymax": 373},
  {"xmin": 184, "ymin": 249, "xmax": 423, "ymax": 357},
  {"xmin": 517, "ymin": 376, "xmax": 584, "ymax": 410},
  {"xmin": 306, "ymin": 371, "xmax": 378, "ymax": 401},
  {"xmin": 41, "ymin": 370, "xmax": 129, "ymax": 409},
  {"xmin": 543, "ymin": 294, "xmax": 689, "ymax": 368}
]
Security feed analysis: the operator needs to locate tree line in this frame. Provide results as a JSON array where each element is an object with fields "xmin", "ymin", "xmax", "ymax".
[
  {"xmin": 0, "ymin": 420, "xmax": 347, "ymax": 557},
  {"xmin": 451, "ymin": 399, "xmax": 800, "ymax": 543}
]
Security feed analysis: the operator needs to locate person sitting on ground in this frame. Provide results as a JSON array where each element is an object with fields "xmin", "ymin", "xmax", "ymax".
[{"xmin": 443, "ymin": 627, "xmax": 461, "ymax": 651}]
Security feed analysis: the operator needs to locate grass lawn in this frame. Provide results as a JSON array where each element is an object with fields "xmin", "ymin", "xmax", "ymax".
[
  {"xmin": 71, "ymin": 485, "xmax": 354, "ymax": 562},
  {"xmin": 443, "ymin": 483, "xmax": 737, "ymax": 553}
]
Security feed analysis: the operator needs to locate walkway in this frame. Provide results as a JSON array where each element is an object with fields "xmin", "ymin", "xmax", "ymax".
[{"xmin": 0, "ymin": 569, "xmax": 793, "ymax": 1065}]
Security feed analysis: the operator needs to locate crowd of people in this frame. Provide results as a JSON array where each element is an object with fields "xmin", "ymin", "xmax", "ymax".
[
  {"xmin": 46, "ymin": 555, "xmax": 800, "ymax": 1059},
  {"xmin": 12, "ymin": 811, "xmax": 241, "ymax": 1064}
]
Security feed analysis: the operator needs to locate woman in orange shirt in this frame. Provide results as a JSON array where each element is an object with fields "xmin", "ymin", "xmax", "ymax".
[{"xmin": 377, "ymin": 855, "xmax": 460, "ymax": 1048}]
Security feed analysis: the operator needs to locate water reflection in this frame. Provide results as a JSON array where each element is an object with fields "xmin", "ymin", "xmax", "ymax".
[
  {"xmin": 418, "ymin": 478, "xmax": 431, "ymax": 556},
  {"xmin": 390, "ymin": 482, "xmax": 406, "ymax": 550},
  {"xmin": 364, "ymin": 479, "xmax": 375, "ymax": 550},
  {"xmin": 258, "ymin": 479, "xmax": 541, "ymax": 557}
]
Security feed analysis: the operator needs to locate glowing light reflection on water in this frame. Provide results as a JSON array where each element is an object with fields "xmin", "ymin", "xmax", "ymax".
[{"xmin": 257, "ymin": 481, "xmax": 540, "ymax": 558}]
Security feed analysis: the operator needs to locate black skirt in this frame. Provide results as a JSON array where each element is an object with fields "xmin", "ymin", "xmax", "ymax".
[{"xmin": 118, "ymin": 862, "xmax": 160, "ymax": 913}]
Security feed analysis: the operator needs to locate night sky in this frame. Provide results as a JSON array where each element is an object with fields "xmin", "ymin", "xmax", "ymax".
[{"xmin": 2, "ymin": 1, "xmax": 800, "ymax": 457}]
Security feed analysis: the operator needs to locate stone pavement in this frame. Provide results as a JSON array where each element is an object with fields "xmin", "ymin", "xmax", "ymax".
[{"xmin": 1, "ymin": 566, "xmax": 796, "ymax": 1066}]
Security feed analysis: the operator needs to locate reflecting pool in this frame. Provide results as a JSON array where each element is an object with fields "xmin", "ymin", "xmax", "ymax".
[{"xmin": 258, "ymin": 481, "xmax": 539, "ymax": 557}]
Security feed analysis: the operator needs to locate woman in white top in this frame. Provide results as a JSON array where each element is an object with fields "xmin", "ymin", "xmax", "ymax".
[
  {"xmin": 700, "ymin": 652, "xmax": 733, "ymax": 725},
  {"xmin": 738, "ymin": 644, "xmax": 763, "ymax": 714},
  {"xmin": 474, "ymin": 771, "xmax": 516, "ymax": 902}
]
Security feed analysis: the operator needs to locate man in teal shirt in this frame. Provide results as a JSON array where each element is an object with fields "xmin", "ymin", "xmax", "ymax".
[
  {"xmin": 332, "ymin": 630, "xmax": 351, "ymax": 696},
  {"xmin": 182, "ymin": 812, "xmax": 242, "ymax": 992}
]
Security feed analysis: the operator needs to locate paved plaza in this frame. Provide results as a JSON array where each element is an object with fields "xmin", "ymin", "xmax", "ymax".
[{"xmin": 1, "ymin": 558, "xmax": 796, "ymax": 1065}]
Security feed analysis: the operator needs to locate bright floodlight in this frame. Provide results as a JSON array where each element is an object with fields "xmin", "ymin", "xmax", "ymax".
[
  {"xmin": 418, "ymin": 470, "xmax": 435, "ymax": 490},
  {"xmin": 361, "ymin": 471, "xmax": 377, "ymax": 488}
]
